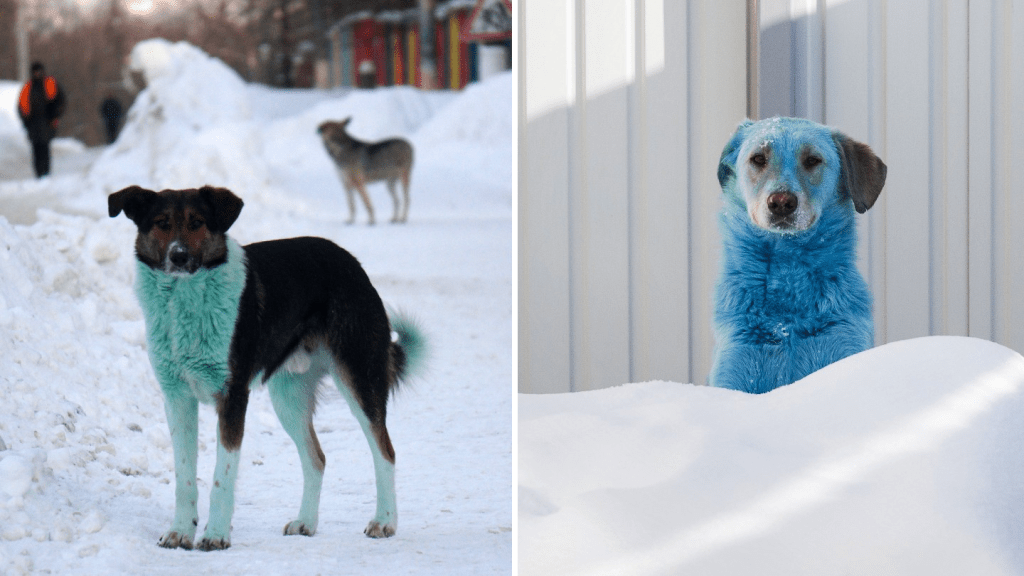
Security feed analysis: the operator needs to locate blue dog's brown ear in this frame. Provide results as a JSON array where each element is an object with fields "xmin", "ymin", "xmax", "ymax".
[
  {"xmin": 108, "ymin": 185, "xmax": 158, "ymax": 225},
  {"xmin": 718, "ymin": 119, "xmax": 754, "ymax": 189},
  {"xmin": 198, "ymin": 186, "xmax": 244, "ymax": 232},
  {"xmin": 832, "ymin": 133, "xmax": 887, "ymax": 213}
]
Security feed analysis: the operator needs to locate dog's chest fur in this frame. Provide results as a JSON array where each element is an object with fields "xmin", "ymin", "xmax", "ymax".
[
  {"xmin": 135, "ymin": 237, "xmax": 247, "ymax": 403},
  {"xmin": 717, "ymin": 208, "xmax": 870, "ymax": 344}
]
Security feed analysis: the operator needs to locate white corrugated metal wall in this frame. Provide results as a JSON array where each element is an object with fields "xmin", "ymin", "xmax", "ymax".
[{"xmin": 519, "ymin": 0, "xmax": 1024, "ymax": 394}]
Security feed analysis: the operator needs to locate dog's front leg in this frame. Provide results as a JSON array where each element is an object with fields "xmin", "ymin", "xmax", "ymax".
[
  {"xmin": 158, "ymin": 392, "xmax": 199, "ymax": 549},
  {"xmin": 196, "ymin": 388, "xmax": 249, "ymax": 551}
]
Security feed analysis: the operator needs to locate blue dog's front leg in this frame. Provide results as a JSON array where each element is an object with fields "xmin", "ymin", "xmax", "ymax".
[
  {"xmin": 158, "ymin": 392, "xmax": 199, "ymax": 549},
  {"xmin": 710, "ymin": 342, "xmax": 790, "ymax": 394},
  {"xmin": 790, "ymin": 321, "xmax": 873, "ymax": 381}
]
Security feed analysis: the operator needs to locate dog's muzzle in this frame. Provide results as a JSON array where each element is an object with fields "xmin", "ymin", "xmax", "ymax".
[
  {"xmin": 169, "ymin": 244, "xmax": 189, "ymax": 267},
  {"xmin": 766, "ymin": 191, "xmax": 800, "ymax": 229},
  {"xmin": 166, "ymin": 242, "xmax": 197, "ymax": 274},
  {"xmin": 767, "ymin": 192, "xmax": 798, "ymax": 218}
]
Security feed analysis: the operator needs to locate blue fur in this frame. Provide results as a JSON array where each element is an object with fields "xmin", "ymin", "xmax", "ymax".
[
  {"xmin": 709, "ymin": 118, "xmax": 874, "ymax": 394},
  {"xmin": 135, "ymin": 238, "xmax": 247, "ymax": 404}
]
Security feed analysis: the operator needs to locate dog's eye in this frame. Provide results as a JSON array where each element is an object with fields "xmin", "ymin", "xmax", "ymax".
[
  {"xmin": 155, "ymin": 218, "xmax": 170, "ymax": 231},
  {"xmin": 750, "ymin": 153, "xmax": 767, "ymax": 167},
  {"xmin": 803, "ymin": 156, "xmax": 822, "ymax": 169},
  {"xmin": 188, "ymin": 219, "xmax": 204, "ymax": 231}
]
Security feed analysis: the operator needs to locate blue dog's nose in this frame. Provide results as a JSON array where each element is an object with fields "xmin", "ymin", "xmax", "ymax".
[{"xmin": 767, "ymin": 192, "xmax": 798, "ymax": 217}]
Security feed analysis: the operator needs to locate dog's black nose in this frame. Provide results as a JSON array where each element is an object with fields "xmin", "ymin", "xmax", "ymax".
[
  {"xmin": 169, "ymin": 245, "xmax": 189, "ymax": 267},
  {"xmin": 767, "ymin": 192, "xmax": 798, "ymax": 217}
]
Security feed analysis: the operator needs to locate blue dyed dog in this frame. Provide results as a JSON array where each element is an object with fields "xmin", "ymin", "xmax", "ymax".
[{"xmin": 709, "ymin": 117, "xmax": 887, "ymax": 393}]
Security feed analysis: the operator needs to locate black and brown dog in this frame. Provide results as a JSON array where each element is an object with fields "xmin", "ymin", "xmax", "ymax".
[{"xmin": 108, "ymin": 185, "xmax": 425, "ymax": 550}]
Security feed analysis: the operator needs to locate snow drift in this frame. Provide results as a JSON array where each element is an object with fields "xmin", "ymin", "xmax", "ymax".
[{"xmin": 520, "ymin": 336, "xmax": 1024, "ymax": 575}]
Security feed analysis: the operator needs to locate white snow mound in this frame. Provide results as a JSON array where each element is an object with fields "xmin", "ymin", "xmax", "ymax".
[
  {"xmin": 520, "ymin": 336, "xmax": 1024, "ymax": 575},
  {"xmin": 86, "ymin": 39, "xmax": 260, "ymax": 196}
]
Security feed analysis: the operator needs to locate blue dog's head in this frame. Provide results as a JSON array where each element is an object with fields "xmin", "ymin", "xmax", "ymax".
[{"xmin": 717, "ymin": 117, "xmax": 886, "ymax": 233}]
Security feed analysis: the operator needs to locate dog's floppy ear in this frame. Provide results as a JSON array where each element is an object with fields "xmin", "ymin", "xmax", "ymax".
[
  {"xmin": 832, "ymin": 133, "xmax": 887, "ymax": 213},
  {"xmin": 718, "ymin": 119, "xmax": 754, "ymax": 189},
  {"xmin": 108, "ymin": 185, "xmax": 158, "ymax": 226},
  {"xmin": 198, "ymin": 186, "xmax": 244, "ymax": 232}
]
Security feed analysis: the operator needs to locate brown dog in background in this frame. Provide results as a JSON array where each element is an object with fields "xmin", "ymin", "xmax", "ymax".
[{"xmin": 317, "ymin": 118, "xmax": 414, "ymax": 225}]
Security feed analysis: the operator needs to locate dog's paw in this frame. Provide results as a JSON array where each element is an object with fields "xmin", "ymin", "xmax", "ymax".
[
  {"xmin": 157, "ymin": 530, "xmax": 194, "ymax": 550},
  {"xmin": 195, "ymin": 536, "xmax": 231, "ymax": 551},
  {"xmin": 283, "ymin": 520, "xmax": 316, "ymax": 536},
  {"xmin": 363, "ymin": 519, "xmax": 396, "ymax": 539}
]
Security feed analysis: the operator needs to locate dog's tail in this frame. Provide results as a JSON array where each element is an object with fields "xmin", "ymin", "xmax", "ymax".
[{"xmin": 388, "ymin": 309, "xmax": 427, "ymax": 388}]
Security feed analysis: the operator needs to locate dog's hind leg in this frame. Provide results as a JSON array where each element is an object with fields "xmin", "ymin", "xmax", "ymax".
[
  {"xmin": 158, "ymin": 392, "xmax": 199, "ymax": 550},
  {"xmin": 399, "ymin": 169, "xmax": 411, "ymax": 223},
  {"xmin": 329, "ymin": 368, "xmax": 397, "ymax": 538},
  {"xmin": 386, "ymin": 179, "xmax": 401, "ymax": 223},
  {"xmin": 268, "ymin": 365, "xmax": 326, "ymax": 537}
]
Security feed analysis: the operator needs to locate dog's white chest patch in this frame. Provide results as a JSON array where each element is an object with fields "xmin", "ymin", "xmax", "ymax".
[{"xmin": 282, "ymin": 348, "xmax": 312, "ymax": 374}]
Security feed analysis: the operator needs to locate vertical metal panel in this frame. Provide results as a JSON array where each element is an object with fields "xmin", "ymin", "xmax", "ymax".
[
  {"xmin": 520, "ymin": 0, "xmax": 574, "ymax": 393},
  {"xmin": 573, "ymin": 0, "xmax": 633, "ymax": 391},
  {"xmin": 968, "ymin": 1, "xmax": 994, "ymax": 341},
  {"xmin": 883, "ymin": 0, "xmax": 932, "ymax": 342},
  {"xmin": 1008, "ymin": 1, "xmax": 1024, "ymax": 354},
  {"xmin": 629, "ymin": 0, "xmax": 692, "ymax": 383},
  {"xmin": 931, "ymin": 0, "xmax": 969, "ymax": 337},
  {"xmin": 992, "ymin": 1, "xmax": 1024, "ymax": 353}
]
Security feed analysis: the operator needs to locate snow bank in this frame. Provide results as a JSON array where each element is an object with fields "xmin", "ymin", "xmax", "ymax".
[
  {"xmin": 520, "ymin": 336, "xmax": 1024, "ymax": 575},
  {"xmin": 0, "ymin": 211, "xmax": 153, "ymax": 564},
  {"xmin": 85, "ymin": 39, "xmax": 260, "ymax": 196}
]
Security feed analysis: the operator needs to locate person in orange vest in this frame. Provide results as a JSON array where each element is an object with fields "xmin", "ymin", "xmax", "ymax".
[{"xmin": 18, "ymin": 62, "xmax": 66, "ymax": 178}]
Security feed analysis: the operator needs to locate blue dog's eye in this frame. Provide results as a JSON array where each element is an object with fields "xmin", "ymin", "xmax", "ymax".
[
  {"xmin": 751, "ymin": 153, "xmax": 767, "ymax": 167},
  {"xmin": 803, "ymin": 156, "xmax": 822, "ymax": 169}
]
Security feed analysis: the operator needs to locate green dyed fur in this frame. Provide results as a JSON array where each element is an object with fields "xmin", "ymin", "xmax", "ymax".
[
  {"xmin": 389, "ymin": 311, "xmax": 427, "ymax": 380},
  {"xmin": 135, "ymin": 238, "xmax": 247, "ymax": 404}
]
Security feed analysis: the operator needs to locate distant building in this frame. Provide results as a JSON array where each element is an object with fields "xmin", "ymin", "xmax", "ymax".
[{"xmin": 326, "ymin": 0, "xmax": 511, "ymax": 90}]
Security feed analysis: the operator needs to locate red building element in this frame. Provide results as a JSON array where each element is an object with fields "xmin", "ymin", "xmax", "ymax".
[{"xmin": 328, "ymin": 0, "xmax": 493, "ymax": 90}]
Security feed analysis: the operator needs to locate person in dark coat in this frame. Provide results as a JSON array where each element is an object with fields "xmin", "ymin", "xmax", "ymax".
[
  {"xmin": 17, "ymin": 62, "xmax": 66, "ymax": 178},
  {"xmin": 99, "ymin": 96, "xmax": 123, "ymax": 144}
]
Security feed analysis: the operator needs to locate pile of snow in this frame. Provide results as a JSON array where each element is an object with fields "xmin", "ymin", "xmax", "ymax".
[
  {"xmin": 0, "ymin": 40, "xmax": 512, "ymax": 574},
  {"xmin": 85, "ymin": 39, "xmax": 259, "ymax": 196},
  {"xmin": 520, "ymin": 336, "xmax": 1024, "ymax": 575}
]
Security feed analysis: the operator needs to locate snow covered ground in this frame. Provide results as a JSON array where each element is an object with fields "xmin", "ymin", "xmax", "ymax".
[
  {"xmin": 0, "ymin": 40, "xmax": 513, "ymax": 574},
  {"xmin": 520, "ymin": 336, "xmax": 1024, "ymax": 575}
]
